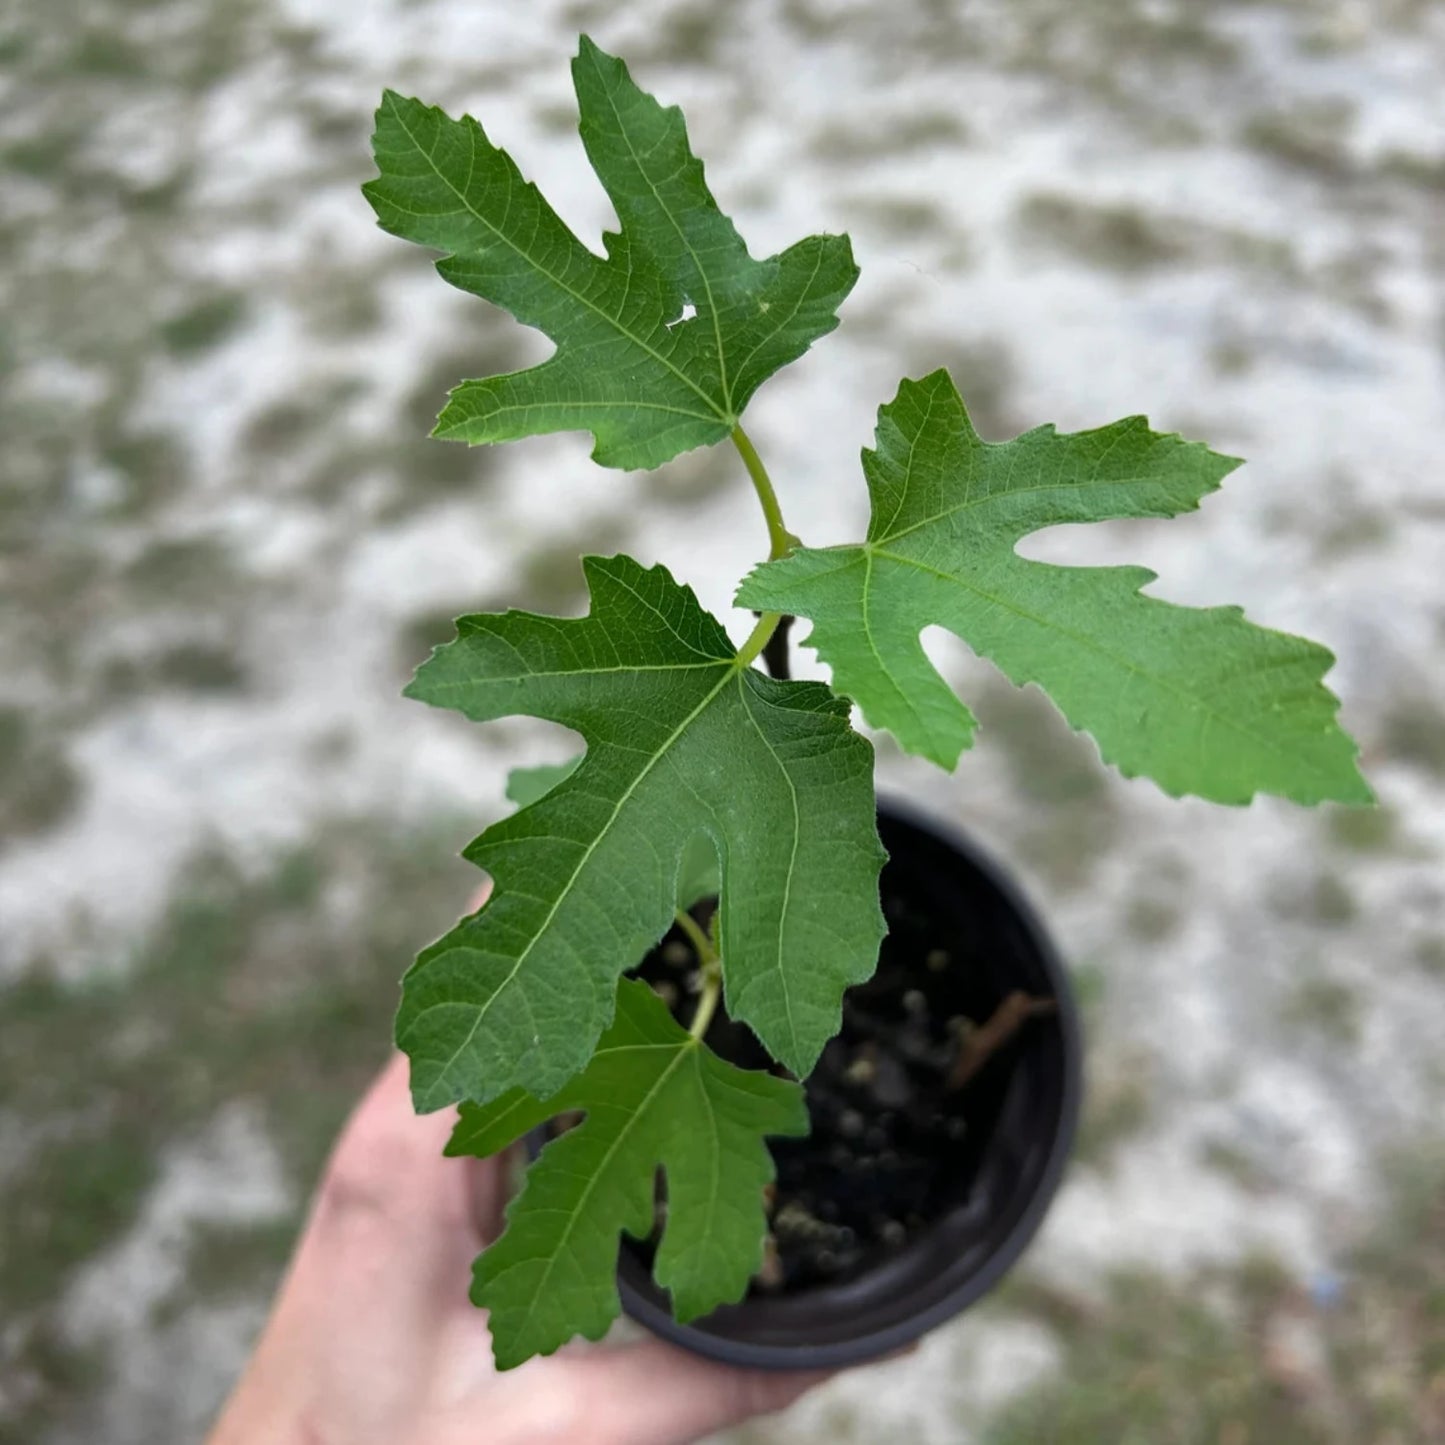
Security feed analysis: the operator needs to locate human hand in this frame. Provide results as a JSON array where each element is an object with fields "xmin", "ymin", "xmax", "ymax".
[{"xmin": 208, "ymin": 965, "xmax": 826, "ymax": 1445}]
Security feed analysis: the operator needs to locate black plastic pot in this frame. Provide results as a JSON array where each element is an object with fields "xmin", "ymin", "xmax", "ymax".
[{"xmin": 530, "ymin": 799, "xmax": 1082, "ymax": 1370}]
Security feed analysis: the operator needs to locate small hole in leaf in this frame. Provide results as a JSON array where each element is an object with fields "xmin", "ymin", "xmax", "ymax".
[{"xmin": 665, "ymin": 302, "xmax": 697, "ymax": 329}]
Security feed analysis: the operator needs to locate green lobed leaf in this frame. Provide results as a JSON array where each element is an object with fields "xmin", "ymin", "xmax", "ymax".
[
  {"xmin": 363, "ymin": 37, "xmax": 857, "ymax": 471},
  {"xmin": 738, "ymin": 370, "xmax": 1370, "ymax": 805},
  {"xmin": 506, "ymin": 760, "xmax": 719, "ymax": 909},
  {"xmin": 399, "ymin": 554, "xmax": 885, "ymax": 1111},
  {"xmin": 503, "ymin": 758, "xmax": 581, "ymax": 810},
  {"xmin": 447, "ymin": 978, "xmax": 807, "ymax": 1368}
]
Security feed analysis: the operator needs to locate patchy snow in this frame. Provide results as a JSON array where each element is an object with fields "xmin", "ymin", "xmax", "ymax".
[{"xmin": 3, "ymin": 0, "xmax": 1443, "ymax": 1438}]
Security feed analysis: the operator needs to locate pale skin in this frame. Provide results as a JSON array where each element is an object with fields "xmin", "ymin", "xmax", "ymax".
[{"xmin": 208, "ymin": 885, "xmax": 827, "ymax": 1445}]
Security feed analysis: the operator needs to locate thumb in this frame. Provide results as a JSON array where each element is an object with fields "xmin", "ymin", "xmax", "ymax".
[{"xmin": 565, "ymin": 1337, "xmax": 828, "ymax": 1445}]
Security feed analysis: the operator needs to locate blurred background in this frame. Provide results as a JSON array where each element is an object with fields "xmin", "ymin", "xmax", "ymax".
[{"xmin": 2, "ymin": 0, "xmax": 1443, "ymax": 1439}]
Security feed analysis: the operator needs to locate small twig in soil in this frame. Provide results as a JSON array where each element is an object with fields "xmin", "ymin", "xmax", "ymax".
[
  {"xmin": 756, "ymin": 1232, "xmax": 784, "ymax": 1289},
  {"xmin": 946, "ymin": 991, "xmax": 1057, "ymax": 1091}
]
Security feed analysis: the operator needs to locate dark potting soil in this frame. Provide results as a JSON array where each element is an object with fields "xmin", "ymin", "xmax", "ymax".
[{"xmin": 622, "ymin": 854, "xmax": 1052, "ymax": 1299}]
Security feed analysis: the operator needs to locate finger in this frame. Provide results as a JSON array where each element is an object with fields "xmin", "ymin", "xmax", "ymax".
[
  {"xmin": 216, "ymin": 1055, "xmax": 508, "ymax": 1435},
  {"xmin": 301, "ymin": 1055, "xmax": 496, "ymax": 1313},
  {"xmin": 563, "ymin": 1338, "xmax": 829, "ymax": 1445},
  {"xmin": 319, "ymin": 1053, "xmax": 467, "ymax": 1225},
  {"xmin": 313, "ymin": 869, "xmax": 495, "ymax": 1249},
  {"xmin": 298, "ymin": 875, "xmax": 505, "ymax": 1301}
]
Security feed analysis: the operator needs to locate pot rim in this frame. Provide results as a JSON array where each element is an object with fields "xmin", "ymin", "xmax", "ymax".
[{"xmin": 614, "ymin": 794, "xmax": 1083, "ymax": 1370}]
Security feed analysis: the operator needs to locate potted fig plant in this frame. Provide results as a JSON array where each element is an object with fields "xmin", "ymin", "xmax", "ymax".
[{"xmin": 362, "ymin": 36, "xmax": 1369, "ymax": 1372}]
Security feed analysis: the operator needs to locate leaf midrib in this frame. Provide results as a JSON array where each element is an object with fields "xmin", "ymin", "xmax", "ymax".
[
  {"xmin": 438, "ymin": 395, "xmax": 720, "ymax": 429},
  {"xmin": 500, "ymin": 1036, "xmax": 696, "ymax": 1346},
  {"xmin": 664, "ymin": 1047, "xmax": 721, "ymax": 1316},
  {"xmin": 388, "ymin": 97, "xmax": 731, "ymax": 426},
  {"xmin": 416, "ymin": 659, "xmax": 722, "ymax": 695},
  {"xmin": 871, "ymin": 467, "xmax": 1214, "ymax": 551},
  {"xmin": 424, "ymin": 653, "xmax": 765, "ymax": 1097},
  {"xmin": 735, "ymin": 680, "xmax": 800, "ymax": 1057},
  {"xmin": 584, "ymin": 45, "xmax": 734, "ymax": 414},
  {"xmin": 870, "ymin": 546, "xmax": 1332, "ymax": 784}
]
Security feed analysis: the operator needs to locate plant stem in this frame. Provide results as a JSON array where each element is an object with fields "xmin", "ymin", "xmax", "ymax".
[
  {"xmin": 732, "ymin": 425, "xmax": 796, "ymax": 561},
  {"xmin": 674, "ymin": 907, "xmax": 723, "ymax": 1041},
  {"xmin": 688, "ymin": 968, "xmax": 721, "ymax": 1040},
  {"xmin": 761, "ymin": 613, "xmax": 794, "ymax": 680},
  {"xmin": 734, "ymin": 610, "xmax": 781, "ymax": 671},
  {"xmin": 730, "ymin": 426, "xmax": 794, "ymax": 675},
  {"xmin": 672, "ymin": 907, "xmax": 713, "ymax": 964},
  {"xmin": 692, "ymin": 424, "xmax": 792, "ymax": 1036}
]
